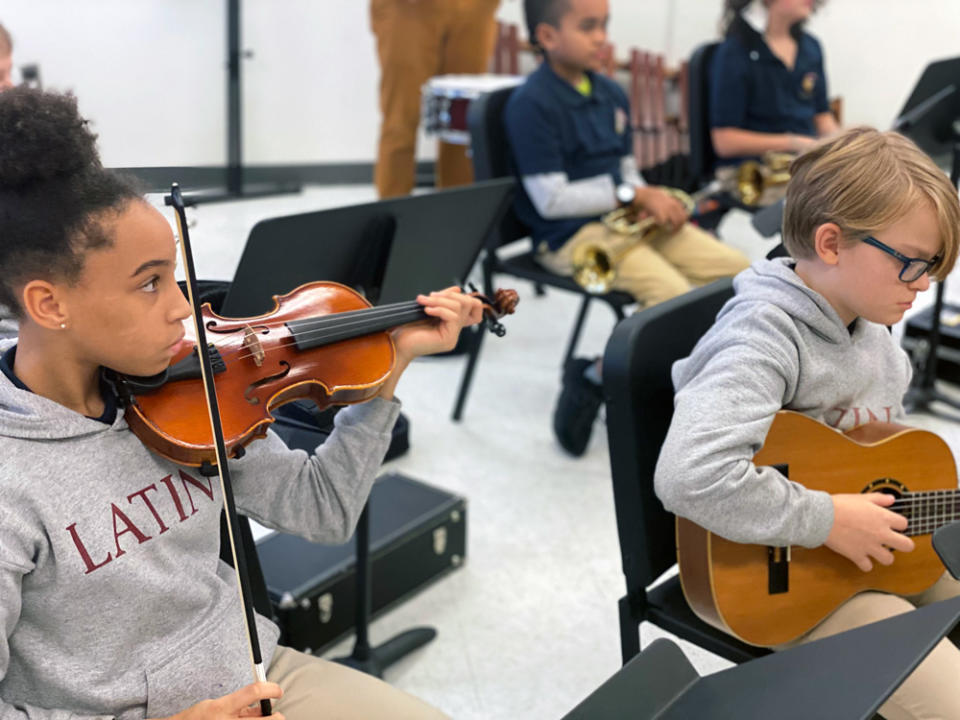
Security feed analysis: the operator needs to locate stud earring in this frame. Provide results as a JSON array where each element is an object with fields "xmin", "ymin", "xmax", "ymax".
[{"xmin": 59, "ymin": 322, "xmax": 66, "ymax": 329}]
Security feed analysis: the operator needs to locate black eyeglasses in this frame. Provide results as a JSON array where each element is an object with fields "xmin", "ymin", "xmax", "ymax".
[{"xmin": 862, "ymin": 236, "xmax": 940, "ymax": 283}]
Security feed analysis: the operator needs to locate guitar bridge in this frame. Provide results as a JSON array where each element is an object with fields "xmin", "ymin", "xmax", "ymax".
[{"xmin": 768, "ymin": 545, "xmax": 790, "ymax": 594}]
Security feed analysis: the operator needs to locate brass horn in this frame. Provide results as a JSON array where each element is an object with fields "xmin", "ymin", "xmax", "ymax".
[
  {"xmin": 735, "ymin": 151, "xmax": 793, "ymax": 207},
  {"xmin": 572, "ymin": 187, "xmax": 696, "ymax": 294}
]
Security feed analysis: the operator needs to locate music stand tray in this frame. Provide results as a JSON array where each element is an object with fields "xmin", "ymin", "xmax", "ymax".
[
  {"xmin": 562, "ymin": 595, "xmax": 960, "ymax": 720},
  {"xmin": 894, "ymin": 56, "xmax": 960, "ymax": 170},
  {"xmin": 221, "ymin": 178, "xmax": 515, "ymax": 316}
]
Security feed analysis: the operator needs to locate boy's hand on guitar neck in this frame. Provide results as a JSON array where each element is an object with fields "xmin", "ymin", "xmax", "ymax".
[{"xmin": 825, "ymin": 493, "xmax": 915, "ymax": 572}]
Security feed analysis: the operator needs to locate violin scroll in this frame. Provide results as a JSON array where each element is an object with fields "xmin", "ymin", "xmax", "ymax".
[{"xmin": 467, "ymin": 287, "xmax": 519, "ymax": 337}]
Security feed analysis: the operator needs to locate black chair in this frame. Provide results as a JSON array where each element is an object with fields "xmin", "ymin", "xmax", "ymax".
[
  {"xmin": 602, "ymin": 278, "xmax": 770, "ymax": 666},
  {"xmin": 687, "ymin": 42, "xmax": 722, "ymax": 188},
  {"xmin": 467, "ymin": 86, "xmax": 635, "ymax": 367}
]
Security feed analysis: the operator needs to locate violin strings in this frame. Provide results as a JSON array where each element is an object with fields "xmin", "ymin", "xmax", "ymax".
[
  {"xmin": 211, "ymin": 300, "xmax": 423, "ymax": 333},
  {"xmin": 215, "ymin": 303, "xmax": 430, "ymax": 365}
]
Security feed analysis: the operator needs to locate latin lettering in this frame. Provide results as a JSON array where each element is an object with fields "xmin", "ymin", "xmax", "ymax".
[
  {"xmin": 66, "ymin": 523, "xmax": 113, "ymax": 574},
  {"xmin": 127, "ymin": 484, "xmax": 169, "ymax": 535},
  {"xmin": 111, "ymin": 503, "xmax": 151, "ymax": 558}
]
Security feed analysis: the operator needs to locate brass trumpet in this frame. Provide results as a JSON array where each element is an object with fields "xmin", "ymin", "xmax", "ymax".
[
  {"xmin": 735, "ymin": 151, "xmax": 793, "ymax": 207},
  {"xmin": 571, "ymin": 187, "xmax": 696, "ymax": 294}
]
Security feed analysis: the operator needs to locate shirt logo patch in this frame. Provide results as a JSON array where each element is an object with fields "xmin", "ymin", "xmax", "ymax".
[
  {"xmin": 614, "ymin": 107, "xmax": 628, "ymax": 135},
  {"xmin": 800, "ymin": 72, "xmax": 817, "ymax": 98}
]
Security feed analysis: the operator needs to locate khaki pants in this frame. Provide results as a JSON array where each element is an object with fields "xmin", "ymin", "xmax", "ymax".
[
  {"xmin": 370, "ymin": 0, "xmax": 499, "ymax": 198},
  {"xmin": 267, "ymin": 645, "xmax": 449, "ymax": 719},
  {"xmin": 537, "ymin": 221, "xmax": 751, "ymax": 307},
  {"xmin": 783, "ymin": 573, "xmax": 960, "ymax": 720}
]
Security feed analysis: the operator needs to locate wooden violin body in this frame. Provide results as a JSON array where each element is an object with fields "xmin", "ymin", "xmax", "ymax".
[
  {"xmin": 117, "ymin": 280, "xmax": 517, "ymax": 467},
  {"xmin": 123, "ymin": 282, "xmax": 396, "ymax": 466}
]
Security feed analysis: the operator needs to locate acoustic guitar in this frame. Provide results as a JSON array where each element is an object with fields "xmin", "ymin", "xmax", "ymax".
[{"xmin": 677, "ymin": 410, "xmax": 958, "ymax": 647}]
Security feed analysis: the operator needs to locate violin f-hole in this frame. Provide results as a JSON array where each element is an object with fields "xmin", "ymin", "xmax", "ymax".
[{"xmin": 244, "ymin": 361, "xmax": 291, "ymax": 405}]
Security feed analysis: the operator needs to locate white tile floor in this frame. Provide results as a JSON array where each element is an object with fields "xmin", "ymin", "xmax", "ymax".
[{"xmin": 150, "ymin": 186, "xmax": 960, "ymax": 720}]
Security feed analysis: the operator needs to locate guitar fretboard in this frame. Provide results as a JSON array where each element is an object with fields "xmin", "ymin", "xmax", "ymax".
[{"xmin": 891, "ymin": 489, "xmax": 960, "ymax": 536}]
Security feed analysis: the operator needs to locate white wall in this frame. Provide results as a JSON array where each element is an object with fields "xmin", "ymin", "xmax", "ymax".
[
  {"xmin": 2, "ymin": 0, "xmax": 225, "ymax": 167},
  {"xmin": 3, "ymin": 0, "xmax": 959, "ymax": 168}
]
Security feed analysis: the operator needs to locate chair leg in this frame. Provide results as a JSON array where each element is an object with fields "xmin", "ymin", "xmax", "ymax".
[
  {"xmin": 563, "ymin": 295, "xmax": 592, "ymax": 367},
  {"xmin": 534, "ymin": 282, "xmax": 545, "ymax": 296},
  {"xmin": 451, "ymin": 327, "xmax": 485, "ymax": 422},
  {"xmin": 619, "ymin": 595, "xmax": 641, "ymax": 666}
]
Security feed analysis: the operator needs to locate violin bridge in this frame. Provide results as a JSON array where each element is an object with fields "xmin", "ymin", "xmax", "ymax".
[{"xmin": 242, "ymin": 325, "xmax": 265, "ymax": 367}]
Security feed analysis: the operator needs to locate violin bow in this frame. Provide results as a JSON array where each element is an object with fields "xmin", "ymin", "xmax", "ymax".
[{"xmin": 165, "ymin": 184, "xmax": 272, "ymax": 717}]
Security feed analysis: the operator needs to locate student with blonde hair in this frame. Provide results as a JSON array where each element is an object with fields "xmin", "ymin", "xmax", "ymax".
[{"xmin": 656, "ymin": 126, "xmax": 960, "ymax": 720}]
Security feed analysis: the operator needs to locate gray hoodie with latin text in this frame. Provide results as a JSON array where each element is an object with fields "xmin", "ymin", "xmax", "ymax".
[
  {"xmin": 0, "ymin": 338, "xmax": 400, "ymax": 718},
  {"xmin": 655, "ymin": 258, "xmax": 913, "ymax": 548}
]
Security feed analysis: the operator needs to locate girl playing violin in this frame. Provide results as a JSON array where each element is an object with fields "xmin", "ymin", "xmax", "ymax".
[{"xmin": 0, "ymin": 87, "xmax": 478, "ymax": 719}]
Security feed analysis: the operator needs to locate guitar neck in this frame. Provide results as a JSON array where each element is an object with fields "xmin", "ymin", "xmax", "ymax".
[{"xmin": 892, "ymin": 489, "xmax": 960, "ymax": 536}]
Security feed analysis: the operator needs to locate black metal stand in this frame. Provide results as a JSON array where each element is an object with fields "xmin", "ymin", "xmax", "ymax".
[
  {"xmin": 903, "ymin": 138, "xmax": 960, "ymax": 416},
  {"xmin": 186, "ymin": 0, "xmax": 300, "ymax": 205},
  {"xmin": 333, "ymin": 503, "xmax": 436, "ymax": 677}
]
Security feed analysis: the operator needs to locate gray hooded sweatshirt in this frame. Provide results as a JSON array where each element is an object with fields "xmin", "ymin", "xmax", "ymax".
[
  {"xmin": 655, "ymin": 258, "xmax": 913, "ymax": 549},
  {"xmin": 0, "ymin": 338, "xmax": 400, "ymax": 718}
]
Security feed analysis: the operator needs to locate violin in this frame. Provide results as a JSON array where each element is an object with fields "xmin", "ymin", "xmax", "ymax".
[{"xmin": 114, "ymin": 280, "xmax": 518, "ymax": 467}]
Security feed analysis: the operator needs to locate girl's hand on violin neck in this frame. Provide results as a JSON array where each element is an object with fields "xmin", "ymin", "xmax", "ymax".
[
  {"xmin": 151, "ymin": 681, "xmax": 285, "ymax": 720},
  {"xmin": 394, "ymin": 287, "xmax": 484, "ymax": 363}
]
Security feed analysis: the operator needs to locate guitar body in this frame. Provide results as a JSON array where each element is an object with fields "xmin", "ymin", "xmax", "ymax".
[{"xmin": 677, "ymin": 410, "xmax": 956, "ymax": 647}]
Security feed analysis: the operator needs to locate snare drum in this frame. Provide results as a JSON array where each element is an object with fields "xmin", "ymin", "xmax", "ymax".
[{"xmin": 421, "ymin": 74, "xmax": 524, "ymax": 145}]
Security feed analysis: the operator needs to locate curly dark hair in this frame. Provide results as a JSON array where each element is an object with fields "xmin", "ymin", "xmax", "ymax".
[
  {"xmin": 523, "ymin": 0, "xmax": 571, "ymax": 53},
  {"xmin": 0, "ymin": 87, "xmax": 141, "ymax": 315},
  {"xmin": 721, "ymin": 0, "xmax": 827, "ymax": 36}
]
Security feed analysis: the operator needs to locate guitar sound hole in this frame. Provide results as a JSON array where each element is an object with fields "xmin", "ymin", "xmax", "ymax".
[{"xmin": 863, "ymin": 477, "xmax": 906, "ymax": 500}]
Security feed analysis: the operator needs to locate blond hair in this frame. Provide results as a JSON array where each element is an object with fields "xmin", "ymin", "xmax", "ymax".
[{"xmin": 782, "ymin": 127, "xmax": 960, "ymax": 281}]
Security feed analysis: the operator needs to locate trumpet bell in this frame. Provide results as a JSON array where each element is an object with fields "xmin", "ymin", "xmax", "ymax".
[{"xmin": 571, "ymin": 245, "xmax": 616, "ymax": 294}]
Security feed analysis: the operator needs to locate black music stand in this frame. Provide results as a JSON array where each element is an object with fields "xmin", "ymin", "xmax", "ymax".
[
  {"xmin": 896, "ymin": 58, "xmax": 960, "ymax": 416},
  {"xmin": 184, "ymin": 0, "xmax": 301, "ymax": 205},
  {"xmin": 221, "ymin": 179, "xmax": 514, "ymax": 316},
  {"xmin": 562, "ymin": 594, "xmax": 960, "ymax": 720},
  {"xmin": 222, "ymin": 206, "xmax": 434, "ymax": 678},
  {"xmin": 223, "ymin": 181, "xmax": 513, "ymax": 677},
  {"xmin": 933, "ymin": 521, "xmax": 960, "ymax": 580}
]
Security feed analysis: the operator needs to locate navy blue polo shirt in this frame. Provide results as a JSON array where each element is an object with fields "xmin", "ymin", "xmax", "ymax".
[
  {"xmin": 709, "ymin": 16, "xmax": 830, "ymax": 165},
  {"xmin": 504, "ymin": 62, "xmax": 632, "ymax": 251}
]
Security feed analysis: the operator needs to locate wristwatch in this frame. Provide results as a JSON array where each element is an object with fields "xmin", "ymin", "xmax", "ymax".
[{"xmin": 616, "ymin": 183, "xmax": 636, "ymax": 207}]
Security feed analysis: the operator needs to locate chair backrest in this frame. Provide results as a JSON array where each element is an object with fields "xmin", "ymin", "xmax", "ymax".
[
  {"xmin": 687, "ymin": 42, "xmax": 721, "ymax": 186},
  {"xmin": 602, "ymin": 279, "xmax": 735, "ymax": 594},
  {"xmin": 467, "ymin": 86, "xmax": 531, "ymax": 249}
]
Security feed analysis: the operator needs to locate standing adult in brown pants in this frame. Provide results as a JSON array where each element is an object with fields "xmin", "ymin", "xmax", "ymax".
[{"xmin": 371, "ymin": 0, "xmax": 500, "ymax": 198}]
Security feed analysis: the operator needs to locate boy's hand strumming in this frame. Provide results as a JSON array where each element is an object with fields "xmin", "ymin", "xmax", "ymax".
[{"xmin": 825, "ymin": 493, "xmax": 915, "ymax": 572}]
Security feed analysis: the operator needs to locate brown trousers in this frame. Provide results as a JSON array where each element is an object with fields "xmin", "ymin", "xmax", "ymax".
[
  {"xmin": 370, "ymin": 0, "xmax": 499, "ymax": 198},
  {"xmin": 268, "ymin": 645, "xmax": 449, "ymax": 719}
]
